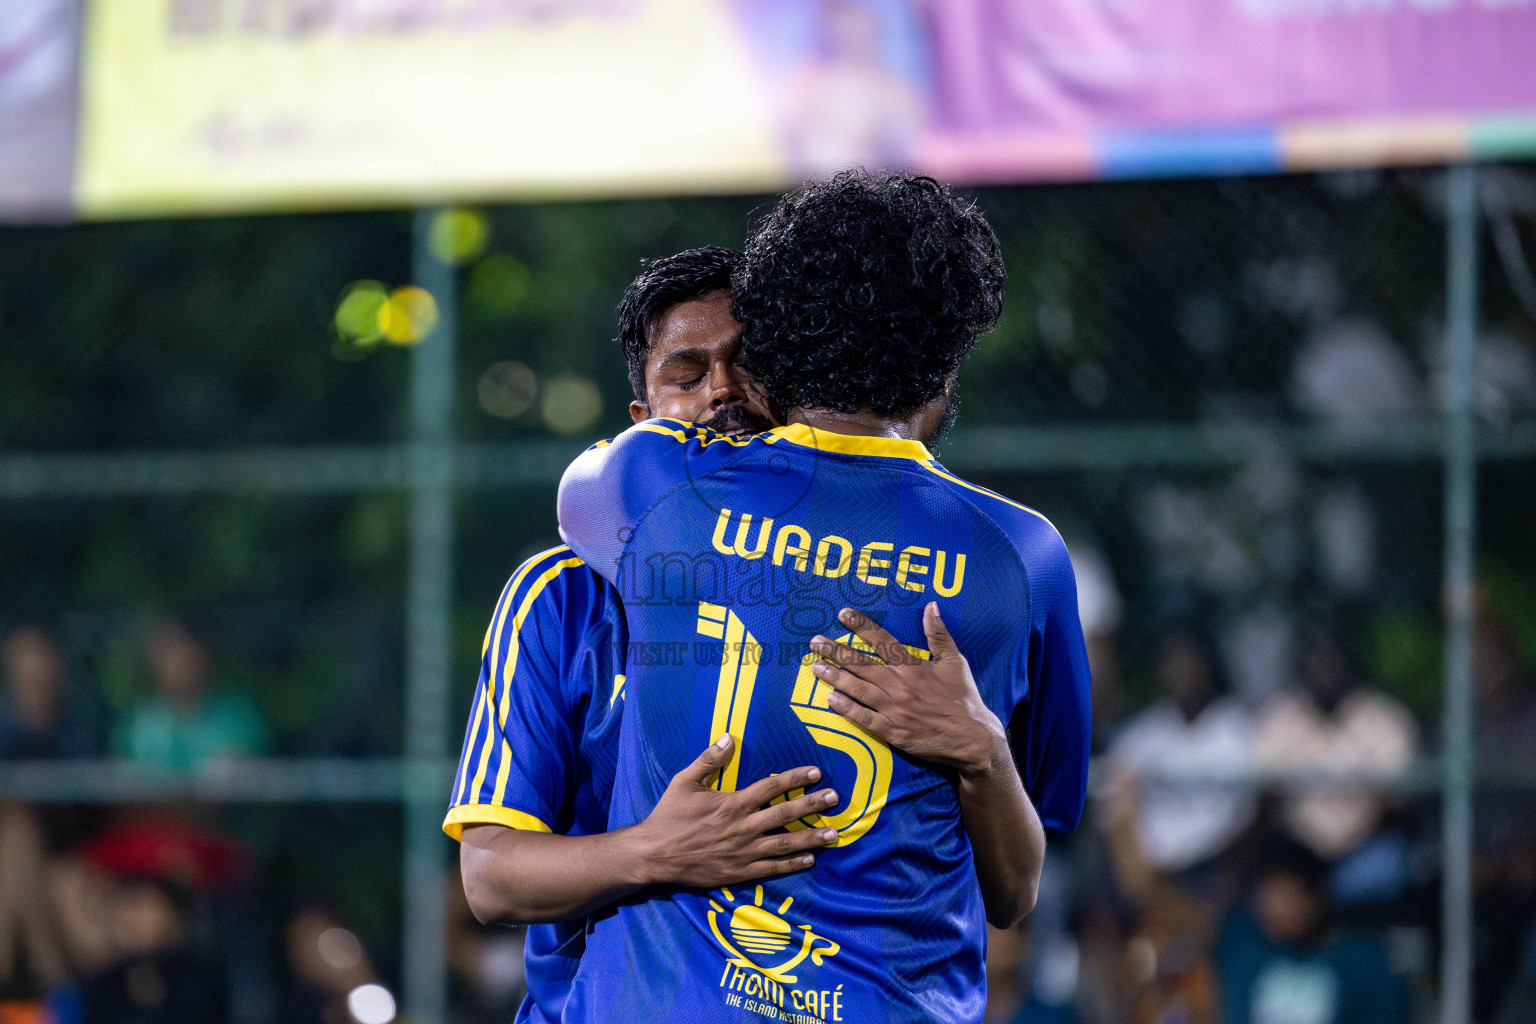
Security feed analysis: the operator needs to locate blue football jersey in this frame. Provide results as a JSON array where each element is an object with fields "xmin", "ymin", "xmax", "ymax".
[
  {"xmin": 443, "ymin": 544, "xmax": 628, "ymax": 1024},
  {"xmin": 556, "ymin": 420, "xmax": 1092, "ymax": 1024}
]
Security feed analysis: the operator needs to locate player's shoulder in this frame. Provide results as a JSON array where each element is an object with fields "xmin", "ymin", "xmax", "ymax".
[
  {"xmin": 564, "ymin": 418, "xmax": 757, "ymax": 501},
  {"xmin": 501, "ymin": 544, "xmax": 615, "ymax": 624},
  {"xmin": 918, "ymin": 460, "xmax": 1069, "ymax": 566}
]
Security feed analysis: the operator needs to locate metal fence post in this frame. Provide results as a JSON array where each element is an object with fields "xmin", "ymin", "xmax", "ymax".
[
  {"xmin": 402, "ymin": 208, "xmax": 456, "ymax": 1024},
  {"xmin": 1440, "ymin": 163, "xmax": 1480, "ymax": 1024}
]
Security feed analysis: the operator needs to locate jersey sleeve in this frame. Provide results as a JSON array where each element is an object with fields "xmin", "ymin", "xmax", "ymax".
[
  {"xmin": 442, "ymin": 546, "xmax": 596, "ymax": 840},
  {"xmin": 1009, "ymin": 522, "xmax": 1093, "ymax": 835},
  {"xmin": 557, "ymin": 418, "xmax": 736, "ymax": 583}
]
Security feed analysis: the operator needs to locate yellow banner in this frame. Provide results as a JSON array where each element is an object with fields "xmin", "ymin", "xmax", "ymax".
[{"xmin": 77, "ymin": 0, "xmax": 784, "ymax": 217}]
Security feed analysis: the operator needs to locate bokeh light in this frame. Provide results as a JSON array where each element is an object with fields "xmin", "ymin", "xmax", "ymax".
[
  {"xmin": 467, "ymin": 253, "xmax": 531, "ymax": 317},
  {"xmin": 316, "ymin": 927, "xmax": 364, "ymax": 971},
  {"xmin": 540, "ymin": 374, "xmax": 603, "ymax": 435},
  {"xmin": 334, "ymin": 281, "xmax": 389, "ymax": 343},
  {"xmin": 477, "ymin": 361, "xmax": 538, "ymax": 420},
  {"xmin": 377, "ymin": 286, "xmax": 439, "ymax": 345},
  {"xmin": 429, "ymin": 209, "xmax": 489, "ymax": 266},
  {"xmin": 346, "ymin": 983, "xmax": 396, "ymax": 1024}
]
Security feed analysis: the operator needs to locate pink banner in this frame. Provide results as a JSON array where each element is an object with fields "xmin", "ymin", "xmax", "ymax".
[
  {"xmin": 735, "ymin": 0, "xmax": 1536, "ymax": 183},
  {"xmin": 926, "ymin": 0, "xmax": 1536, "ymax": 136}
]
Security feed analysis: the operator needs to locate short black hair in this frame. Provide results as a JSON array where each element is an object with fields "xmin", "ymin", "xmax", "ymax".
[
  {"xmin": 615, "ymin": 246, "xmax": 742, "ymax": 402},
  {"xmin": 732, "ymin": 170, "xmax": 1005, "ymax": 418}
]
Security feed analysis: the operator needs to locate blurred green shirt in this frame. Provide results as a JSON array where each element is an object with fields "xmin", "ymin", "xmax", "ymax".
[{"xmin": 114, "ymin": 691, "xmax": 269, "ymax": 772}]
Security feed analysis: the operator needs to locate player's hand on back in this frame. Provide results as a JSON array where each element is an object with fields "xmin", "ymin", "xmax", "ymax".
[
  {"xmin": 809, "ymin": 603, "xmax": 1009, "ymax": 779},
  {"xmin": 627, "ymin": 734, "xmax": 840, "ymax": 888}
]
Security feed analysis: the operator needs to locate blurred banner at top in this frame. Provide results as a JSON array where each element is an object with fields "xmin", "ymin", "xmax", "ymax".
[
  {"xmin": 0, "ymin": 0, "xmax": 82, "ymax": 220},
  {"xmin": 1, "ymin": 0, "xmax": 1535, "ymax": 220}
]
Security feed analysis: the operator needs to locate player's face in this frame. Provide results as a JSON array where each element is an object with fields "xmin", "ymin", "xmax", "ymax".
[{"xmin": 630, "ymin": 289, "xmax": 778, "ymax": 435}]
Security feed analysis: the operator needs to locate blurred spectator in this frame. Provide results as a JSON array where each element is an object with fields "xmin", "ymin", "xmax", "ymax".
[
  {"xmin": 0, "ymin": 625, "xmax": 105, "ymax": 760},
  {"xmin": 1474, "ymin": 594, "xmax": 1536, "ymax": 777},
  {"xmin": 0, "ymin": 803, "xmax": 68, "ymax": 1000},
  {"xmin": 113, "ymin": 620, "xmax": 268, "ymax": 773},
  {"xmin": 1469, "ymin": 331, "xmax": 1536, "ymax": 427},
  {"xmin": 0, "ymin": 800, "xmax": 125, "ymax": 1012},
  {"xmin": 984, "ymin": 924, "xmax": 1026, "ymax": 1023},
  {"xmin": 989, "ymin": 918, "xmax": 1081, "ymax": 1024},
  {"xmin": 79, "ymin": 876, "xmax": 225, "ymax": 1024},
  {"xmin": 1289, "ymin": 318, "xmax": 1422, "ymax": 427},
  {"xmin": 1253, "ymin": 625, "xmax": 1417, "ymax": 897},
  {"xmin": 78, "ymin": 820, "xmax": 248, "ymax": 896},
  {"xmin": 280, "ymin": 907, "xmax": 382, "ymax": 1024},
  {"xmin": 1107, "ymin": 630, "xmax": 1257, "ymax": 876},
  {"xmin": 446, "ymin": 866, "xmax": 525, "ymax": 1024},
  {"xmin": 1065, "ymin": 539, "xmax": 1126, "ymax": 748},
  {"xmin": 1098, "ymin": 771, "xmax": 1220, "ymax": 1024},
  {"xmin": 1215, "ymin": 836, "xmax": 1406, "ymax": 1024},
  {"xmin": 0, "ymin": 626, "xmax": 101, "ymax": 1007},
  {"xmin": 71, "ymin": 818, "xmax": 257, "ymax": 1024},
  {"xmin": 1471, "ymin": 595, "xmax": 1536, "ymax": 1022}
]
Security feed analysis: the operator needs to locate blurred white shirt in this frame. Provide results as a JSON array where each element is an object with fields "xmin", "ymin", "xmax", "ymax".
[
  {"xmin": 1254, "ymin": 689, "xmax": 1418, "ymax": 859},
  {"xmin": 1108, "ymin": 697, "xmax": 1257, "ymax": 872}
]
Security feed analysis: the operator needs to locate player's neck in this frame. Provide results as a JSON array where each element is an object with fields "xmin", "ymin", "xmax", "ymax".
[{"xmin": 786, "ymin": 408, "xmax": 926, "ymax": 441}]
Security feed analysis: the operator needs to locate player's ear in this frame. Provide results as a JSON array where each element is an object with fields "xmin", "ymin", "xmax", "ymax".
[{"xmin": 630, "ymin": 399, "xmax": 650, "ymax": 424}]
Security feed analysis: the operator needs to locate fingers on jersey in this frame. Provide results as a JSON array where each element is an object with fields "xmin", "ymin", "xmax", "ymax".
[
  {"xmin": 808, "ymin": 635, "xmax": 900, "ymax": 712},
  {"xmin": 675, "ymin": 733, "xmax": 739, "ymax": 787},
  {"xmin": 677, "ymin": 736, "xmax": 826, "ymax": 795},
  {"xmin": 811, "ymin": 658, "xmax": 890, "ymax": 712},
  {"xmin": 808, "ymin": 632, "xmax": 887, "ymax": 674},
  {"xmin": 824, "ymin": 688, "xmax": 895, "ymax": 741},
  {"xmin": 836, "ymin": 607, "xmax": 916, "ymax": 668},
  {"xmin": 922, "ymin": 601, "xmax": 962, "ymax": 661},
  {"xmin": 745, "ymin": 788, "xmax": 839, "ymax": 836},
  {"xmin": 732, "ymin": 764, "xmax": 825, "ymax": 806},
  {"xmin": 741, "ymin": 853, "xmax": 818, "ymax": 878},
  {"xmin": 742, "ymin": 819, "xmax": 839, "ymax": 867}
]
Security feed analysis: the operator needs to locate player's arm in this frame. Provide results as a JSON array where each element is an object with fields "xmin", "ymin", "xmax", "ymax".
[
  {"xmin": 447, "ymin": 557, "xmax": 840, "ymax": 926},
  {"xmin": 809, "ymin": 604, "xmax": 1045, "ymax": 929},
  {"xmin": 460, "ymin": 735, "xmax": 840, "ymax": 924},
  {"xmin": 1008, "ymin": 531, "xmax": 1093, "ymax": 837}
]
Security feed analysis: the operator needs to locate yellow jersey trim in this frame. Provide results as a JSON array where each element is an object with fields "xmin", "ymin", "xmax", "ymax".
[
  {"xmin": 635, "ymin": 420, "xmax": 752, "ymax": 447},
  {"xmin": 489, "ymin": 553, "xmax": 588, "ymax": 807},
  {"xmin": 442, "ymin": 803, "xmax": 553, "ymax": 841},
  {"xmin": 465, "ymin": 546, "xmax": 583, "ymax": 807},
  {"xmin": 919, "ymin": 462, "xmax": 1055, "ymax": 527},
  {"xmin": 766, "ymin": 424, "xmax": 932, "ymax": 462}
]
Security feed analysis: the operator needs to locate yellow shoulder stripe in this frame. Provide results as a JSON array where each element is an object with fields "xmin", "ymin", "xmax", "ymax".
[
  {"xmin": 920, "ymin": 462, "xmax": 1055, "ymax": 527},
  {"xmin": 767, "ymin": 423, "xmax": 932, "ymax": 461},
  {"xmin": 464, "ymin": 546, "xmax": 582, "ymax": 805},
  {"xmin": 488, "ymin": 554, "xmax": 587, "ymax": 807}
]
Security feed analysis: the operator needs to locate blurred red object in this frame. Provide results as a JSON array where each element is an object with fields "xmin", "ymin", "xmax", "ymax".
[
  {"xmin": 0, "ymin": 1001, "xmax": 49, "ymax": 1024},
  {"xmin": 79, "ymin": 819, "xmax": 248, "ymax": 892}
]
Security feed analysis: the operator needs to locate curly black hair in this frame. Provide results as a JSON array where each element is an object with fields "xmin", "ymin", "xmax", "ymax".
[
  {"xmin": 731, "ymin": 170, "xmax": 1005, "ymax": 418},
  {"xmin": 615, "ymin": 246, "xmax": 742, "ymax": 402}
]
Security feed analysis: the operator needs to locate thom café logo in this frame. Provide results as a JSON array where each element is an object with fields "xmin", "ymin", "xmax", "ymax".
[{"xmin": 708, "ymin": 885, "xmax": 840, "ymax": 985}]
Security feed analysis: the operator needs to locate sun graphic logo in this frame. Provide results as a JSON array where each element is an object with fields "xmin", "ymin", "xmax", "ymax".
[{"xmin": 708, "ymin": 885, "xmax": 840, "ymax": 985}]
